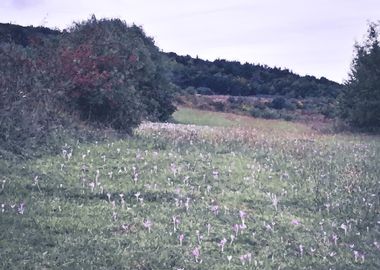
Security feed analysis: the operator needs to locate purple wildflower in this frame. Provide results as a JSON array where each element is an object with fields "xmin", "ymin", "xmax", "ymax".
[
  {"xmin": 17, "ymin": 202, "xmax": 25, "ymax": 215},
  {"xmin": 233, "ymin": 224, "xmax": 239, "ymax": 236},
  {"xmin": 291, "ymin": 219, "xmax": 300, "ymax": 226},
  {"xmin": 143, "ymin": 219, "xmax": 153, "ymax": 233},
  {"xmin": 172, "ymin": 216, "xmax": 180, "ymax": 232},
  {"xmin": 239, "ymin": 223, "xmax": 247, "ymax": 231},
  {"xmin": 239, "ymin": 210, "xmax": 247, "ymax": 223},
  {"xmin": 192, "ymin": 246, "xmax": 201, "ymax": 262},
  {"xmin": 210, "ymin": 205, "xmax": 219, "ymax": 215},
  {"xmin": 240, "ymin": 253, "xmax": 252, "ymax": 264},
  {"xmin": 218, "ymin": 238, "xmax": 227, "ymax": 252},
  {"xmin": 179, "ymin": 234, "xmax": 184, "ymax": 246}
]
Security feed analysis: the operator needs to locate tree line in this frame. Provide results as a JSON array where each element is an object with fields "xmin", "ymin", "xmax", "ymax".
[{"xmin": 165, "ymin": 52, "xmax": 342, "ymax": 98}]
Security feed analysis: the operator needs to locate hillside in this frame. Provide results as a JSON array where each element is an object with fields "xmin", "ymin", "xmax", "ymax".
[{"xmin": 165, "ymin": 52, "xmax": 343, "ymax": 98}]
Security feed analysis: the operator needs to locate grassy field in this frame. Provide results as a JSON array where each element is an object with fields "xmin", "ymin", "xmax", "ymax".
[{"xmin": 1, "ymin": 108, "xmax": 379, "ymax": 269}]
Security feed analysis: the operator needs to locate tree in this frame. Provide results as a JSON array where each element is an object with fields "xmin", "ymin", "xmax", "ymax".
[{"xmin": 338, "ymin": 22, "xmax": 380, "ymax": 129}]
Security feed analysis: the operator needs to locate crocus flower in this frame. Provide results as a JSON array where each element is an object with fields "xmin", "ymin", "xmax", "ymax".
[
  {"xmin": 239, "ymin": 210, "xmax": 247, "ymax": 223},
  {"xmin": 207, "ymin": 223, "xmax": 211, "ymax": 236},
  {"xmin": 374, "ymin": 241, "xmax": 380, "ymax": 250},
  {"xmin": 143, "ymin": 219, "xmax": 153, "ymax": 233},
  {"xmin": 134, "ymin": 192, "xmax": 141, "ymax": 201},
  {"xmin": 291, "ymin": 219, "xmax": 300, "ymax": 226},
  {"xmin": 331, "ymin": 234, "xmax": 338, "ymax": 245},
  {"xmin": 244, "ymin": 253, "xmax": 252, "ymax": 263},
  {"xmin": 227, "ymin": 255, "xmax": 232, "ymax": 264},
  {"xmin": 299, "ymin": 244, "xmax": 304, "ymax": 257},
  {"xmin": 17, "ymin": 202, "xmax": 25, "ymax": 215},
  {"xmin": 233, "ymin": 224, "xmax": 239, "ymax": 236},
  {"xmin": 239, "ymin": 223, "xmax": 247, "ymax": 232},
  {"xmin": 179, "ymin": 234, "xmax": 184, "ymax": 246},
  {"xmin": 89, "ymin": 182, "xmax": 95, "ymax": 192},
  {"xmin": 230, "ymin": 234, "xmax": 235, "ymax": 245},
  {"xmin": 185, "ymin": 197, "xmax": 190, "ymax": 212},
  {"xmin": 219, "ymin": 238, "xmax": 227, "ymax": 252},
  {"xmin": 211, "ymin": 205, "xmax": 219, "ymax": 215},
  {"xmin": 340, "ymin": 223, "xmax": 348, "ymax": 235},
  {"xmin": 192, "ymin": 246, "xmax": 200, "ymax": 262},
  {"xmin": 172, "ymin": 216, "xmax": 180, "ymax": 232},
  {"xmin": 240, "ymin": 253, "xmax": 252, "ymax": 265},
  {"xmin": 196, "ymin": 230, "xmax": 203, "ymax": 245},
  {"xmin": 240, "ymin": 255, "xmax": 245, "ymax": 265}
]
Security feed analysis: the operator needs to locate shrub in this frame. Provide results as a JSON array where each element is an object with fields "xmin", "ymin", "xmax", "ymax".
[
  {"xmin": 227, "ymin": 96, "xmax": 246, "ymax": 110},
  {"xmin": 283, "ymin": 114, "xmax": 294, "ymax": 121},
  {"xmin": 260, "ymin": 108, "xmax": 280, "ymax": 119},
  {"xmin": 250, "ymin": 107, "xmax": 280, "ymax": 119},
  {"xmin": 210, "ymin": 101, "xmax": 225, "ymax": 111},
  {"xmin": 184, "ymin": 86, "xmax": 197, "ymax": 95},
  {"xmin": 57, "ymin": 17, "xmax": 175, "ymax": 131},
  {"xmin": 0, "ymin": 43, "xmax": 62, "ymax": 155},
  {"xmin": 271, "ymin": 97, "xmax": 286, "ymax": 109},
  {"xmin": 284, "ymin": 100, "xmax": 297, "ymax": 111},
  {"xmin": 320, "ymin": 102, "xmax": 336, "ymax": 118},
  {"xmin": 295, "ymin": 100, "xmax": 304, "ymax": 109},
  {"xmin": 249, "ymin": 108, "xmax": 262, "ymax": 118},
  {"xmin": 196, "ymin": 87, "xmax": 214, "ymax": 95}
]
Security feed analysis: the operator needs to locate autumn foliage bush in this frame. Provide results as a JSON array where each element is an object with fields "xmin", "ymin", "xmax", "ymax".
[
  {"xmin": 0, "ymin": 17, "xmax": 175, "ymax": 156},
  {"xmin": 57, "ymin": 17, "xmax": 175, "ymax": 130}
]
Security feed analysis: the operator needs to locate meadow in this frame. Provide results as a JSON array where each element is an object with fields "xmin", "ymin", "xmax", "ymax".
[{"xmin": 1, "ymin": 108, "xmax": 379, "ymax": 269}]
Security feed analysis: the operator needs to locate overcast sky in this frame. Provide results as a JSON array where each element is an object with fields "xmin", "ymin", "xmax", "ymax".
[{"xmin": 1, "ymin": 0, "xmax": 379, "ymax": 82}]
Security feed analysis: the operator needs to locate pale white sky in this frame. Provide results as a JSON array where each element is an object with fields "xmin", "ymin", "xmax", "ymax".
[{"xmin": 1, "ymin": 0, "xmax": 379, "ymax": 82}]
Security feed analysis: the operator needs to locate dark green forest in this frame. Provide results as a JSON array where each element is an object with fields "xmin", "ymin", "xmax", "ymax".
[{"xmin": 166, "ymin": 52, "xmax": 342, "ymax": 98}]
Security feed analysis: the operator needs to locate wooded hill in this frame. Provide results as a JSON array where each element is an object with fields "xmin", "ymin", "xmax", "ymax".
[{"xmin": 166, "ymin": 52, "xmax": 342, "ymax": 98}]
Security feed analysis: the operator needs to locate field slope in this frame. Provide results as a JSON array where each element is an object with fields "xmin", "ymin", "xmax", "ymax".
[{"xmin": 1, "ymin": 108, "xmax": 379, "ymax": 269}]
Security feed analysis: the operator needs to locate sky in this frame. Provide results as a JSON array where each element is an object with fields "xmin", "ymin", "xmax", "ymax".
[{"xmin": 1, "ymin": 0, "xmax": 379, "ymax": 83}]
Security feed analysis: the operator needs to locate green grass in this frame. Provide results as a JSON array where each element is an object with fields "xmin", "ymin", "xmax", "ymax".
[
  {"xmin": 173, "ymin": 107, "xmax": 237, "ymax": 127},
  {"xmin": 1, "ymin": 108, "xmax": 380, "ymax": 269},
  {"xmin": 173, "ymin": 107, "xmax": 313, "ymax": 134}
]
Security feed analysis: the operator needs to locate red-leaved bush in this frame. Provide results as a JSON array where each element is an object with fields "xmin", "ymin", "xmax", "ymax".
[{"xmin": 56, "ymin": 17, "xmax": 175, "ymax": 130}]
